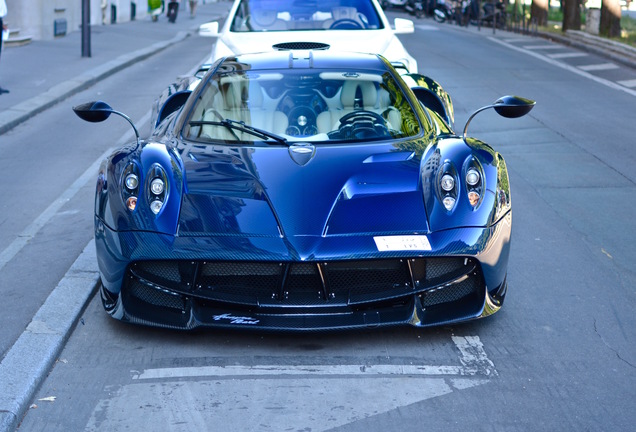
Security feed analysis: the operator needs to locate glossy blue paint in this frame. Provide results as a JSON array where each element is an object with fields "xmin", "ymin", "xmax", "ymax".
[{"xmin": 76, "ymin": 49, "xmax": 532, "ymax": 330}]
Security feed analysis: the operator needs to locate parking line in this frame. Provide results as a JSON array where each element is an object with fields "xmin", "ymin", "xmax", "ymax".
[
  {"xmin": 578, "ymin": 62, "xmax": 619, "ymax": 71},
  {"xmin": 547, "ymin": 52, "xmax": 589, "ymax": 59},
  {"xmin": 489, "ymin": 37, "xmax": 636, "ymax": 97},
  {"xmin": 617, "ymin": 79, "xmax": 636, "ymax": 88},
  {"xmin": 522, "ymin": 44, "xmax": 563, "ymax": 50},
  {"xmin": 132, "ymin": 336, "xmax": 497, "ymax": 380}
]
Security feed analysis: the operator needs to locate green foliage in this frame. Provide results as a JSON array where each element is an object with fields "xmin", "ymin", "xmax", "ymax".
[{"xmin": 537, "ymin": 6, "xmax": 636, "ymax": 48}]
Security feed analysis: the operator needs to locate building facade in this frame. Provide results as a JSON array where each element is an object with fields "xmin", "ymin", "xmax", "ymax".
[{"xmin": 4, "ymin": 0, "xmax": 150, "ymax": 41}]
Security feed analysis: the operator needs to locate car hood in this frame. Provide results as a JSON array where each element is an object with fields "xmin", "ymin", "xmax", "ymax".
[
  {"xmin": 221, "ymin": 30, "xmax": 401, "ymax": 58},
  {"xmin": 177, "ymin": 144, "xmax": 428, "ymax": 240}
]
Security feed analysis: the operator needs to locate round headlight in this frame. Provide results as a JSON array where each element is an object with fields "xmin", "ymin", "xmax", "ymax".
[
  {"xmin": 441, "ymin": 174, "xmax": 455, "ymax": 192},
  {"xmin": 466, "ymin": 169, "xmax": 480, "ymax": 186},
  {"xmin": 125, "ymin": 174, "xmax": 139, "ymax": 190},
  {"xmin": 468, "ymin": 191, "xmax": 480, "ymax": 207},
  {"xmin": 442, "ymin": 196, "xmax": 456, "ymax": 211},
  {"xmin": 150, "ymin": 178, "xmax": 165, "ymax": 195},
  {"xmin": 150, "ymin": 200, "xmax": 163, "ymax": 214},
  {"xmin": 126, "ymin": 196, "xmax": 137, "ymax": 211}
]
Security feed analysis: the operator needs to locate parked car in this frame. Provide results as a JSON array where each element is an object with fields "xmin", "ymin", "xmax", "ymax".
[
  {"xmin": 73, "ymin": 48, "xmax": 534, "ymax": 331},
  {"xmin": 199, "ymin": 0, "xmax": 418, "ymax": 73}
]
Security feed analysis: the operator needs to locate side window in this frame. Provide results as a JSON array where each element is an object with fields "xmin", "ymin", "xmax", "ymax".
[{"xmin": 230, "ymin": 1, "xmax": 249, "ymax": 31}]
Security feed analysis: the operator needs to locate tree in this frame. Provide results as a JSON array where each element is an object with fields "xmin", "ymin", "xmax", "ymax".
[
  {"xmin": 531, "ymin": 0, "xmax": 549, "ymax": 27},
  {"xmin": 599, "ymin": 0, "xmax": 621, "ymax": 38},
  {"xmin": 562, "ymin": 0, "xmax": 582, "ymax": 31}
]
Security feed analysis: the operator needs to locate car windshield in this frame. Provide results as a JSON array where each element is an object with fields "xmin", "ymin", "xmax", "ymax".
[
  {"xmin": 185, "ymin": 66, "xmax": 421, "ymax": 144},
  {"xmin": 230, "ymin": 0, "xmax": 384, "ymax": 32}
]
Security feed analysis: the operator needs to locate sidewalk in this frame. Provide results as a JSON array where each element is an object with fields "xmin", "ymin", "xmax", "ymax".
[{"xmin": 0, "ymin": 1, "xmax": 232, "ymax": 136}]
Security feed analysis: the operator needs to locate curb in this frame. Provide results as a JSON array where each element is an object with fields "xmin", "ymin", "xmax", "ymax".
[
  {"xmin": 0, "ymin": 31, "xmax": 191, "ymax": 136},
  {"xmin": 0, "ymin": 240, "xmax": 100, "ymax": 432},
  {"xmin": 536, "ymin": 29, "xmax": 636, "ymax": 70}
]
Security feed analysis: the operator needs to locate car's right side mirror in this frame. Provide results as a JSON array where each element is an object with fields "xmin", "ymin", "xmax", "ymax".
[{"xmin": 463, "ymin": 95, "xmax": 535, "ymax": 139}]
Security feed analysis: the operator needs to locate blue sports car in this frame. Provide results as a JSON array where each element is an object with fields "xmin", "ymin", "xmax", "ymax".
[{"xmin": 74, "ymin": 46, "xmax": 534, "ymax": 331}]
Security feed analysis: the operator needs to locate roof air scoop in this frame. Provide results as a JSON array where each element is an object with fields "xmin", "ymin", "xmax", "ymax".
[{"xmin": 273, "ymin": 42, "xmax": 330, "ymax": 51}]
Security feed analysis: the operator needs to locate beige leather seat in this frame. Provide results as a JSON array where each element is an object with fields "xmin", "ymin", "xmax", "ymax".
[
  {"xmin": 316, "ymin": 80, "xmax": 401, "ymax": 134},
  {"xmin": 202, "ymin": 80, "xmax": 287, "ymax": 141}
]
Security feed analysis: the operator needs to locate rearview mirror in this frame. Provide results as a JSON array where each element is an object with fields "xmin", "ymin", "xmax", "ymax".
[
  {"xmin": 492, "ymin": 95, "xmax": 536, "ymax": 118},
  {"xmin": 72, "ymin": 101, "xmax": 113, "ymax": 123},
  {"xmin": 72, "ymin": 101, "xmax": 140, "ymax": 141},
  {"xmin": 463, "ymin": 95, "xmax": 535, "ymax": 140},
  {"xmin": 199, "ymin": 21, "xmax": 220, "ymax": 37},
  {"xmin": 393, "ymin": 18, "xmax": 414, "ymax": 34}
]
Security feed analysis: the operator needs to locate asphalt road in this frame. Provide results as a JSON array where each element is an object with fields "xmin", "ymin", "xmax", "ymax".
[{"xmin": 7, "ymin": 13, "xmax": 636, "ymax": 432}]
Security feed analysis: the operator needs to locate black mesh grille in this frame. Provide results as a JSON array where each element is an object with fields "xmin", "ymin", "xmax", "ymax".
[
  {"xmin": 128, "ymin": 279, "xmax": 184, "ymax": 310},
  {"xmin": 126, "ymin": 257, "xmax": 478, "ymax": 309},
  {"xmin": 273, "ymin": 42, "xmax": 330, "ymax": 50},
  {"xmin": 421, "ymin": 277, "xmax": 477, "ymax": 307}
]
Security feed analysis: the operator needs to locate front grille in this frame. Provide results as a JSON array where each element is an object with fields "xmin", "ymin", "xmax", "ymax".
[{"xmin": 126, "ymin": 257, "xmax": 479, "ymax": 311}]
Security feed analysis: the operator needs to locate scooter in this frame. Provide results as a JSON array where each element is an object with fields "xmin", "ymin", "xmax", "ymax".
[
  {"xmin": 404, "ymin": 0, "xmax": 425, "ymax": 18},
  {"xmin": 459, "ymin": 0, "xmax": 506, "ymax": 27},
  {"xmin": 432, "ymin": 0, "xmax": 453, "ymax": 22}
]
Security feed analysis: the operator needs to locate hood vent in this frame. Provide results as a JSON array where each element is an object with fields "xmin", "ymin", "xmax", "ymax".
[{"xmin": 273, "ymin": 42, "xmax": 330, "ymax": 51}]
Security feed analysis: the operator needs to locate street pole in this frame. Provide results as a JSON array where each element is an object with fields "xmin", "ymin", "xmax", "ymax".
[{"xmin": 81, "ymin": 0, "xmax": 91, "ymax": 57}]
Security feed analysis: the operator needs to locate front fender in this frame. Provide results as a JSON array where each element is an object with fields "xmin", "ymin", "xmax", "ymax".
[
  {"xmin": 421, "ymin": 137, "xmax": 509, "ymax": 232},
  {"xmin": 96, "ymin": 141, "xmax": 184, "ymax": 235}
]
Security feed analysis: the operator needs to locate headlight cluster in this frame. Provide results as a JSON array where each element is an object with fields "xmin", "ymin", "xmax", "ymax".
[
  {"xmin": 436, "ymin": 162, "xmax": 458, "ymax": 212},
  {"xmin": 463, "ymin": 157, "xmax": 484, "ymax": 209},
  {"xmin": 436, "ymin": 157, "xmax": 484, "ymax": 212},
  {"xmin": 122, "ymin": 164, "xmax": 140, "ymax": 212},
  {"xmin": 121, "ymin": 163, "xmax": 168, "ymax": 215}
]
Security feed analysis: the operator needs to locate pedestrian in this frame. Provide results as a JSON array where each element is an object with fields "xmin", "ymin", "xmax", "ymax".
[
  {"xmin": 0, "ymin": 0, "xmax": 8, "ymax": 95},
  {"xmin": 166, "ymin": 0, "xmax": 180, "ymax": 23},
  {"xmin": 188, "ymin": 0, "xmax": 197, "ymax": 18}
]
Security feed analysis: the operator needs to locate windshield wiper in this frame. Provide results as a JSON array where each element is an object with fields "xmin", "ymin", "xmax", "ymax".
[{"xmin": 190, "ymin": 118, "xmax": 288, "ymax": 145}]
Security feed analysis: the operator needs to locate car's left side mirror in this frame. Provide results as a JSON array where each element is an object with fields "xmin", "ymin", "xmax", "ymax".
[
  {"xmin": 393, "ymin": 18, "xmax": 414, "ymax": 34},
  {"xmin": 73, "ymin": 101, "xmax": 140, "ymax": 141},
  {"xmin": 199, "ymin": 21, "xmax": 220, "ymax": 38}
]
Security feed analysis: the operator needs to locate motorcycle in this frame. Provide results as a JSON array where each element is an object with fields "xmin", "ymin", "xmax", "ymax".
[
  {"xmin": 480, "ymin": 0, "xmax": 507, "ymax": 28},
  {"xmin": 432, "ymin": 0, "xmax": 453, "ymax": 22},
  {"xmin": 404, "ymin": 0, "xmax": 425, "ymax": 18},
  {"xmin": 459, "ymin": 0, "xmax": 507, "ymax": 27}
]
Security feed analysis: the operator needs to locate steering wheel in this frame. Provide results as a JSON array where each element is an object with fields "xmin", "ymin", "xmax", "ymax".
[
  {"xmin": 336, "ymin": 110, "xmax": 389, "ymax": 139},
  {"xmin": 329, "ymin": 19, "xmax": 364, "ymax": 29}
]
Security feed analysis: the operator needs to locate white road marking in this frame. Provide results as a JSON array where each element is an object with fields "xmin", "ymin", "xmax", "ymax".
[
  {"xmin": 547, "ymin": 52, "xmax": 589, "ymax": 59},
  {"xmin": 133, "ymin": 335, "xmax": 496, "ymax": 380},
  {"xmin": 489, "ymin": 37, "xmax": 636, "ymax": 97},
  {"xmin": 86, "ymin": 336, "xmax": 496, "ymax": 431},
  {"xmin": 522, "ymin": 44, "xmax": 563, "ymax": 50},
  {"xmin": 617, "ymin": 79, "xmax": 636, "ymax": 88},
  {"xmin": 578, "ymin": 62, "xmax": 619, "ymax": 71}
]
